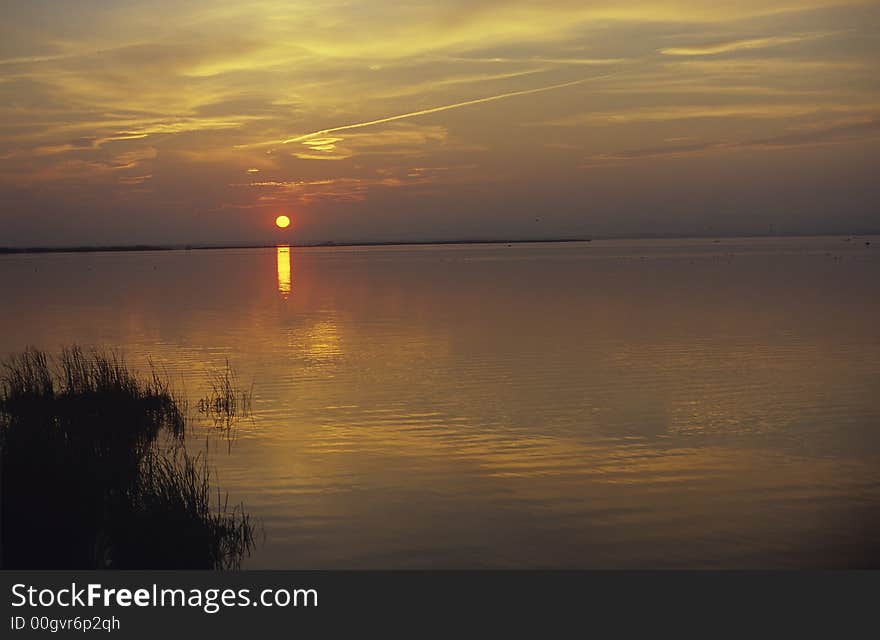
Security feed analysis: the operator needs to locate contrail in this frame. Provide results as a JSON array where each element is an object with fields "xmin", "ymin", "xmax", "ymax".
[{"xmin": 281, "ymin": 74, "xmax": 615, "ymax": 145}]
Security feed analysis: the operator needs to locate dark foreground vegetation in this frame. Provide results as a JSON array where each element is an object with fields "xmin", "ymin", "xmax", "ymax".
[{"xmin": 0, "ymin": 347, "xmax": 254, "ymax": 569}]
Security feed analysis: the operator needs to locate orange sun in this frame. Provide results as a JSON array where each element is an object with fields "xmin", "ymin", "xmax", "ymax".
[{"xmin": 275, "ymin": 215, "xmax": 291, "ymax": 229}]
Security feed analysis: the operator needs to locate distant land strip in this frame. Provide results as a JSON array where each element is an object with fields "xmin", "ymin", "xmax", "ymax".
[
  {"xmin": 0, "ymin": 238, "xmax": 593, "ymax": 255},
  {"xmin": 0, "ymin": 233, "xmax": 876, "ymax": 255}
]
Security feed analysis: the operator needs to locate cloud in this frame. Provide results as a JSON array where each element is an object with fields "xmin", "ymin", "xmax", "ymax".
[
  {"xmin": 290, "ymin": 125, "xmax": 451, "ymax": 160},
  {"xmin": 537, "ymin": 103, "xmax": 879, "ymax": 126},
  {"xmin": 117, "ymin": 174, "xmax": 152, "ymax": 185},
  {"xmin": 233, "ymin": 172, "xmax": 435, "ymax": 205},
  {"xmin": 581, "ymin": 117, "xmax": 880, "ymax": 165},
  {"xmin": 660, "ymin": 33, "xmax": 832, "ymax": 56}
]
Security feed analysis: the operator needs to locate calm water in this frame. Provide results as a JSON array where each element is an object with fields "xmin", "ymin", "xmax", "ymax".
[{"xmin": 2, "ymin": 237, "xmax": 879, "ymax": 568}]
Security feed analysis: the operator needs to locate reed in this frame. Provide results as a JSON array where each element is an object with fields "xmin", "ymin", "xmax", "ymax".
[
  {"xmin": 198, "ymin": 359, "xmax": 253, "ymax": 423},
  {"xmin": 104, "ymin": 446, "xmax": 255, "ymax": 569},
  {"xmin": 0, "ymin": 346, "xmax": 254, "ymax": 569}
]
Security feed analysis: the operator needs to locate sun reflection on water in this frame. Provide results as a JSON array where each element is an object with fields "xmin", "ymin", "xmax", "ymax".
[{"xmin": 276, "ymin": 245, "xmax": 291, "ymax": 297}]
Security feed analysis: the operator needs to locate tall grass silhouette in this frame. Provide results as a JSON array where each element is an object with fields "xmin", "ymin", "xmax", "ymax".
[
  {"xmin": 0, "ymin": 346, "xmax": 254, "ymax": 569},
  {"xmin": 198, "ymin": 359, "xmax": 253, "ymax": 439}
]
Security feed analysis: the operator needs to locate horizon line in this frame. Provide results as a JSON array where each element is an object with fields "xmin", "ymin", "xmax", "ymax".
[{"xmin": 1, "ymin": 231, "xmax": 877, "ymax": 256}]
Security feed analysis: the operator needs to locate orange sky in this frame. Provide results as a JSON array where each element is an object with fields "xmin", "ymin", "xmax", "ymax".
[{"xmin": 1, "ymin": 1, "xmax": 878, "ymax": 245}]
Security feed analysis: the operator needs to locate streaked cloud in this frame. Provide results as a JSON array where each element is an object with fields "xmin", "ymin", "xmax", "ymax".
[
  {"xmin": 537, "ymin": 103, "xmax": 879, "ymax": 126},
  {"xmin": 582, "ymin": 117, "xmax": 880, "ymax": 165},
  {"xmin": 660, "ymin": 32, "xmax": 832, "ymax": 56}
]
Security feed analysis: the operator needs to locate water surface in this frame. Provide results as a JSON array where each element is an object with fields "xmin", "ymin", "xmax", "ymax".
[{"xmin": 2, "ymin": 237, "xmax": 878, "ymax": 567}]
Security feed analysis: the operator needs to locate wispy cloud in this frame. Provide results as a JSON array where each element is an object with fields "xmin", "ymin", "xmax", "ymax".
[
  {"xmin": 582, "ymin": 117, "xmax": 880, "ymax": 165},
  {"xmin": 232, "ymin": 172, "xmax": 436, "ymax": 204},
  {"xmin": 290, "ymin": 124, "xmax": 451, "ymax": 160},
  {"xmin": 536, "ymin": 103, "xmax": 879, "ymax": 126},
  {"xmin": 660, "ymin": 32, "xmax": 833, "ymax": 56}
]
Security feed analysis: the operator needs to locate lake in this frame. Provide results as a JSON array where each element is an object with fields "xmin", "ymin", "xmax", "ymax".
[{"xmin": 1, "ymin": 236, "xmax": 879, "ymax": 568}]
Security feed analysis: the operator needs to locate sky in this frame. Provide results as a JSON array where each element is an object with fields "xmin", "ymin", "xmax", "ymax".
[{"xmin": 1, "ymin": 0, "xmax": 878, "ymax": 246}]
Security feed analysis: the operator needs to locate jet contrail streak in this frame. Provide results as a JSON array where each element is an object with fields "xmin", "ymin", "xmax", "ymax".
[{"xmin": 282, "ymin": 74, "xmax": 615, "ymax": 145}]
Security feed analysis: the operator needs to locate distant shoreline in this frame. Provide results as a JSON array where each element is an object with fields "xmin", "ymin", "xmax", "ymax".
[
  {"xmin": 0, "ymin": 233, "xmax": 875, "ymax": 256},
  {"xmin": 0, "ymin": 238, "xmax": 589, "ymax": 255}
]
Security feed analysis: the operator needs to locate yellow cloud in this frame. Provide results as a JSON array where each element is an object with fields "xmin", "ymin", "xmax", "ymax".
[
  {"xmin": 539, "ymin": 103, "xmax": 879, "ymax": 126},
  {"xmin": 660, "ymin": 32, "xmax": 834, "ymax": 56}
]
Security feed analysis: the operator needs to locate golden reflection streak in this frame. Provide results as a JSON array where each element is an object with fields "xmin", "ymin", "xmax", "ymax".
[{"xmin": 276, "ymin": 245, "xmax": 291, "ymax": 297}]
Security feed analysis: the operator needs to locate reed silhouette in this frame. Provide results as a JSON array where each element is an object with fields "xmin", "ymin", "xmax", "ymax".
[
  {"xmin": 0, "ymin": 347, "xmax": 254, "ymax": 569},
  {"xmin": 198, "ymin": 359, "xmax": 253, "ymax": 435}
]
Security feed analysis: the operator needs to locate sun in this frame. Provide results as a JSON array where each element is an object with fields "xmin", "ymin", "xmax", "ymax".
[{"xmin": 275, "ymin": 215, "xmax": 291, "ymax": 229}]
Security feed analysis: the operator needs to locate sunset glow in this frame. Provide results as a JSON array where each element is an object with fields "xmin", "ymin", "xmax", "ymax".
[
  {"xmin": 0, "ymin": 1, "xmax": 877, "ymax": 246},
  {"xmin": 2, "ymin": 1, "xmax": 879, "ymax": 579},
  {"xmin": 276, "ymin": 245, "xmax": 291, "ymax": 296}
]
